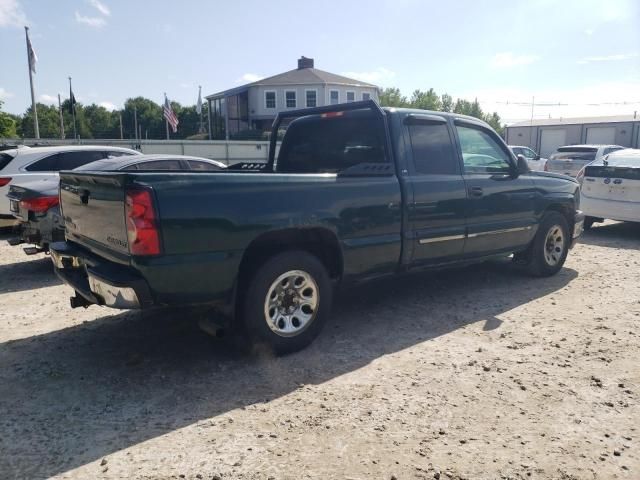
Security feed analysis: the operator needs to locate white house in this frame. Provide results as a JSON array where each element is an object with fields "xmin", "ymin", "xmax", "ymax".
[{"xmin": 206, "ymin": 57, "xmax": 379, "ymax": 139}]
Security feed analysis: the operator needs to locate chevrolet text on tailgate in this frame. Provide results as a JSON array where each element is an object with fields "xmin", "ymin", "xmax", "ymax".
[{"xmin": 51, "ymin": 100, "xmax": 584, "ymax": 354}]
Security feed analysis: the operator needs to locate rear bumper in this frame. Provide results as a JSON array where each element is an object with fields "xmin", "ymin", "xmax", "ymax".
[
  {"xmin": 581, "ymin": 196, "xmax": 640, "ymax": 223},
  {"xmin": 571, "ymin": 210, "xmax": 585, "ymax": 248},
  {"xmin": 50, "ymin": 241, "xmax": 154, "ymax": 309}
]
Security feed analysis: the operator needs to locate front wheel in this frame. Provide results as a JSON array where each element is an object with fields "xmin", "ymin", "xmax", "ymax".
[
  {"xmin": 520, "ymin": 211, "xmax": 570, "ymax": 277},
  {"xmin": 239, "ymin": 251, "xmax": 332, "ymax": 355}
]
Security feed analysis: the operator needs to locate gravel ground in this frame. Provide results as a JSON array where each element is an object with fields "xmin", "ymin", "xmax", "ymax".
[{"xmin": 0, "ymin": 221, "xmax": 638, "ymax": 480}]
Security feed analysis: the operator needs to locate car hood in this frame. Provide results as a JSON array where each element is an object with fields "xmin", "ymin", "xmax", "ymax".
[{"xmin": 530, "ymin": 171, "xmax": 578, "ymax": 183}]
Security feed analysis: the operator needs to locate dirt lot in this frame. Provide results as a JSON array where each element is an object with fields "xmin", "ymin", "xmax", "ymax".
[{"xmin": 0, "ymin": 222, "xmax": 638, "ymax": 480}]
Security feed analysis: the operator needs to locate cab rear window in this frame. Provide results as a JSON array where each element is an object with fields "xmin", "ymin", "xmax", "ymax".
[{"xmin": 276, "ymin": 114, "xmax": 386, "ymax": 173}]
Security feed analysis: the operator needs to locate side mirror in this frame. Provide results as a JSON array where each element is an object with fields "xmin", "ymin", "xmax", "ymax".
[
  {"xmin": 516, "ymin": 154, "xmax": 530, "ymax": 176},
  {"xmin": 534, "ymin": 154, "xmax": 541, "ymax": 160}
]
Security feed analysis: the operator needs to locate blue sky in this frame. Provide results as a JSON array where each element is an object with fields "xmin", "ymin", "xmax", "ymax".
[{"xmin": 1, "ymin": 0, "xmax": 638, "ymax": 123}]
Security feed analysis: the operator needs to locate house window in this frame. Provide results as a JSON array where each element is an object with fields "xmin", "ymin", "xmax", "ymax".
[
  {"xmin": 306, "ymin": 89, "xmax": 317, "ymax": 107},
  {"xmin": 330, "ymin": 90, "xmax": 339, "ymax": 105},
  {"xmin": 346, "ymin": 91, "xmax": 355, "ymax": 102},
  {"xmin": 265, "ymin": 91, "xmax": 276, "ymax": 109},
  {"xmin": 362, "ymin": 92, "xmax": 371, "ymax": 101},
  {"xmin": 285, "ymin": 91, "xmax": 296, "ymax": 108}
]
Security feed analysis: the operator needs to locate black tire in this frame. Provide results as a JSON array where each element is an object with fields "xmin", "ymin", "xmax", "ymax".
[
  {"xmin": 583, "ymin": 216, "xmax": 596, "ymax": 230},
  {"xmin": 238, "ymin": 250, "xmax": 332, "ymax": 355},
  {"xmin": 521, "ymin": 211, "xmax": 570, "ymax": 277}
]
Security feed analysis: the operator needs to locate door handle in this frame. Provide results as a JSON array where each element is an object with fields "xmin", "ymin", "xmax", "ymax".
[{"xmin": 469, "ymin": 186, "xmax": 483, "ymax": 197}]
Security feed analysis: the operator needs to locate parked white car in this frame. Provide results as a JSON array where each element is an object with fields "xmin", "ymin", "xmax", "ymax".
[
  {"xmin": 509, "ymin": 145, "xmax": 547, "ymax": 171},
  {"xmin": 578, "ymin": 148, "xmax": 640, "ymax": 228},
  {"xmin": 0, "ymin": 145, "xmax": 139, "ymax": 218},
  {"xmin": 547, "ymin": 144, "xmax": 624, "ymax": 178}
]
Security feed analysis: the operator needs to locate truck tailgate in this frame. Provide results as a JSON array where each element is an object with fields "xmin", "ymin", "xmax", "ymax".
[{"xmin": 59, "ymin": 172, "xmax": 130, "ymax": 261}]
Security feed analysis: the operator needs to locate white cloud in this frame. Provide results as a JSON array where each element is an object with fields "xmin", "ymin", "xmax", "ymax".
[
  {"xmin": 99, "ymin": 101, "xmax": 116, "ymax": 110},
  {"xmin": 0, "ymin": 0, "xmax": 27, "ymax": 28},
  {"xmin": 490, "ymin": 52, "xmax": 540, "ymax": 68},
  {"xmin": 89, "ymin": 0, "xmax": 110, "ymax": 16},
  {"xmin": 179, "ymin": 82, "xmax": 194, "ymax": 89},
  {"xmin": 584, "ymin": 28, "xmax": 595, "ymax": 35},
  {"xmin": 458, "ymin": 81, "xmax": 640, "ymax": 125},
  {"xmin": 0, "ymin": 87, "xmax": 14, "ymax": 100},
  {"xmin": 238, "ymin": 73, "xmax": 264, "ymax": 83},
  {"xmin": 38, "ymin": 94, "xmax": 57, "ymax": 105},
  {"xmin": 75, "ymin": 11, "xmax": 106, "ymax": 27},
  {"xmin": 577, "ymin": 52, "xmax": 638, "ymax": 64},
  {"xmin": 341, "ymin": 67, "xmax": 396, "ymax": 85}
]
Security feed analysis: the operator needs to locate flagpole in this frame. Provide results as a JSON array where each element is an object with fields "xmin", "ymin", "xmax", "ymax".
[
  {"xmin": 198, "ymin": 85, "xmax": 204, "ymax": 134},
  {"xmin": 25, "ymin": 26, "xmax": 39, "ymax": 139},
  {"xmin": 69, "ymin": 77, "xmax": 77, "ymax": 140},
  {"xmin": 164, "ymin": 93, "xmax": 170, "ymax": 140},
  {"xmin": 57, "ymin": 94, "xmax": 65, "ymax": 139}
]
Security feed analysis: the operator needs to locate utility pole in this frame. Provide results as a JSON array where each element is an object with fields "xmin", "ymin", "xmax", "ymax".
[
  {"xmin": 25, "ymin": 26, "xmax": 39, "ymax": 139},
  {"xmin": 529, "ymin": 96, "xmax": 535, "ymax": 149},
  {"xmin": 133, "ymin": 106, "xmax": 139, "ymax": 142},
  {"xmin": 69, "ymin": 77, "xmax": 77, "ymax": 140},
  {"xmin": 119, "ymin": 112, "xmax": 123, "ymax": 139},
  {"xmin": 57, "ymin": 94, "xmax": 65, "ymax": 139},
  {"xmin": 139, "ymin": 124, "xmax": 142, "ymax": 143},
  {"xmin": 198, "ymin": 85, "xmax": 204, "ymax": 134}
]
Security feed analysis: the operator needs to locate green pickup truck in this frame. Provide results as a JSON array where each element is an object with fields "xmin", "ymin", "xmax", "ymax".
[{"xmin": 51, "ymin": 101, "xmax": 584, "ymax": 353}]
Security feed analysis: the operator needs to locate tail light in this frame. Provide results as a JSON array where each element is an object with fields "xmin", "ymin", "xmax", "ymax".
[
  {"xmin": 0, "ymin": 177, "xmax": 12, "ymax": 187},
  {"xmin": 20, "ymin": 196, "xmax": 59, "ymax": 213},
  {"xmin": 544, "ymin": 161, "xmax": 549, "ymax": 172},
  {"xmin": 125, "ymin": 187, "xmax": 161, "ymax": 255},
  {"xmin": 576, "ymin": 167, "xmax": 586, "ymax": 186}
]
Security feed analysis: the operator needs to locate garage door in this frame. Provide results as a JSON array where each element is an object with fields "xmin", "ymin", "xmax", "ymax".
[
  {"xmin": 540, "ymin": 129, "xmax": 567, "ymax": 157},
  {"xmin": 586, "ymin": 126, "xmax": 616, "ymax": 145}
]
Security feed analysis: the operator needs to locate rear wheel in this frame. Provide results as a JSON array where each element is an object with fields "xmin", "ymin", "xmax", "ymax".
[
  {"xmin": 520, "ymin": 211, "xmax": 570, "ymax": 277},
  {"xmin": 238, "ymin": 250, "xmax": 332, "ymax": 355}
]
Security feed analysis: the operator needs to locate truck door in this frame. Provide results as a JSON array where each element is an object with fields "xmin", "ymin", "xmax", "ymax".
[
  {"xmin": 404, "ymin": 114, "xmax": 467, "ymax": 264},
  {"xmin": 454, "ymin": 120, "xmax": 537, "ymax": 257}
]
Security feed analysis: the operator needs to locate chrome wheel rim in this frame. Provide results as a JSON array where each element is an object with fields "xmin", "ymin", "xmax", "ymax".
[
  {"xmin": 264, "ymin": 270, "xmax": 319, "ymax": 337},
  {"xmin": 544, "ymin": 225, "xmax": 565, "ymax": 266}
]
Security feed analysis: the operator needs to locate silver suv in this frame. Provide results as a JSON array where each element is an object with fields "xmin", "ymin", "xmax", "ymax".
[{"xmin": 546, "ymin": 145, "xmax": 624, "ymax": 177}]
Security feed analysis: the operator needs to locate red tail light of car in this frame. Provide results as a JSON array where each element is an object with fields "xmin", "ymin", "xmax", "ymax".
[
  {"xmin": 0, "ymin": 177, "xmax": 12, "ymax": 187},
  {"xmin": 20, "ymin": 196, "xmax": 59, "ymax": 213},
  {"xmin": 125, "ymin": 187, "xmax": 161, "ymax": 256}
]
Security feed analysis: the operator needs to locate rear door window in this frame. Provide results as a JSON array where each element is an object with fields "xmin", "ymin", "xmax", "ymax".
[
  {"xmin": 277, "ymin": 114, "xmax": 386, "ymax": 173},
  {"xmin": 57, "ymin": 151, "xmax": 107, "ymax": 170},
  {"xmin": 408, "ymin": 123, "xmax": 458, "ymax": 175},
  {"xmin": 135, "ymin": 160, "xmax": 183, "ymax": 170},
  {"xmin": 105, "ymin": 150, "xmax": 135, "ymax": 158},
  {"xmin": 25, "ymin": 153, "xmax": 61, "ymax": 171},
  {"xmin": 187, "ymin": 160, "xmax": 222, "ymax": 171}
]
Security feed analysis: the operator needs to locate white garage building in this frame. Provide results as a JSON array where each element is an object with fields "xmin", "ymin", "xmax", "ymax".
[{"xmin": 505, "ymin": 114, "xmax": 640, "ymax": 157}]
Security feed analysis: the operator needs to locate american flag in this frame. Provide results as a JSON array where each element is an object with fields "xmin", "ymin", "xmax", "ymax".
[{"xmin": 163, "ymin": 94, "xmax": 179, "ymax": 133}]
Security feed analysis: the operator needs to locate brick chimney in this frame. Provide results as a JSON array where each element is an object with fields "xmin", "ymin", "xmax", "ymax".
[{"xmin": 297, "ymin": 56, "xmax": 314, "ymax": 69}]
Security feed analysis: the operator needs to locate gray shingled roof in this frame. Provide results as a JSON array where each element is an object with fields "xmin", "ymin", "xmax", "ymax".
[
  {"xmin": 508, "ymin": 114, "xmax": 639, "ymax": 127},
  {"xmin": 206, "ymin": 68, "xmax": 377, "ymax": 99}
]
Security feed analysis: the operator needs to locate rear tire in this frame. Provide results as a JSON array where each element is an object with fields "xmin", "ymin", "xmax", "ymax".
[
  {"xmin": 238, "ymin": 250, "xmax": 332, "ymax": 355},
  {"xmin": 521, "ymin": 211, "xmax": 570, "ymax": 277}
]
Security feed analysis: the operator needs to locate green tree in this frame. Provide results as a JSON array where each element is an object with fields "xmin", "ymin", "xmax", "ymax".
[
  {"xmin": 440, "ymin": 93, "xmax": 453, "ymax": 112},
  {"xmin": 0, "ymin": 100, "xmax": 19, "ymax": 138},
  {"xmin": 378, "ymin": 87, "xmax": 408, "ymax": 107},
  {"xmin": 20, "ymin": 103, "xmax": 62, "ymax": 138},
  {"xmin": 483, "ymin": 112, "xmax": 504, "ymax": 136},
  {"xmin": 122, "ymin": 97, "xmax": 163, "ymax": 139},
  {"xmin": 84, "ymin": 104, "xmax": 118, "ymax": 139},
  {"xmin": 409, "ymin": 88, "xmax": 442, "ymax": 111}
]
